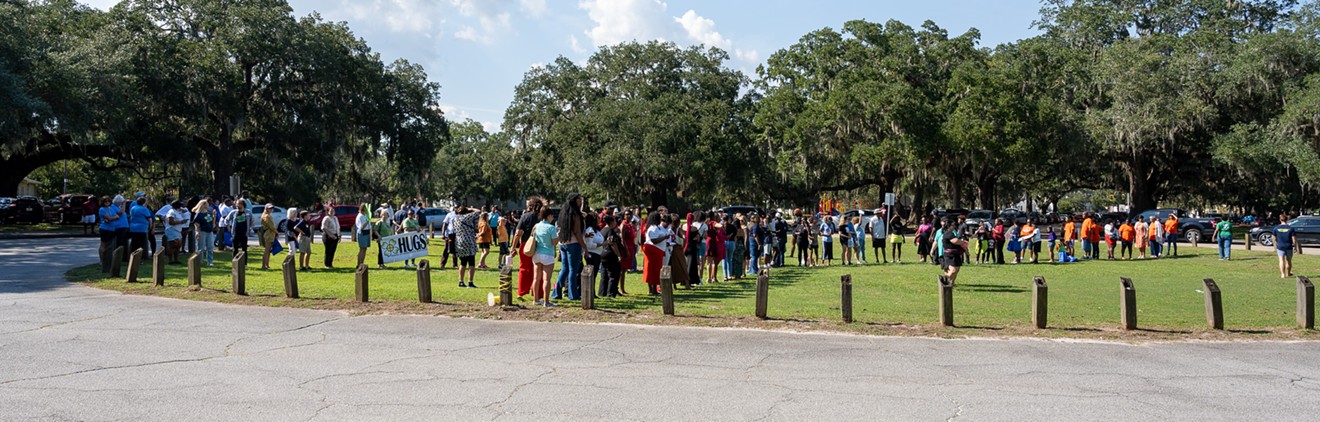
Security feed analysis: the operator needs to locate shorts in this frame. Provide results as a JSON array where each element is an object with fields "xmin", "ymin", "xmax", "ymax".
[
  {"xmin": 459, "ymin": 255, "xmax": 476, "ymax": 267},
  {"xmin": 100, "ymin": 230, "xmax": 117, "ymax": 242},
  {"xmin": 298, "ymin": 240, "xmax": 312, "ymax": 253},
  {"xmin": 940, "ymin": 253, "xmax": 964, "ymax": 270},
  {"xmin": 872, "ymin": 238, "xmax": 885, "ymax": 248},
  {"xmin": 164, "ymin": 228, "xmax": 182, "ymax": 242},
  {"xmin": 499, "ymin": 242, "xmax": 509, "ymax": 255},
  {"xmin": 358, "ymin": 235, "xmax": 371, "ymax": 249},
  {"xmin": 1032, "ymin": 241, "xmax": 1041, "ymax": 253},
  {"xmin": 533, "ymin": 253, "xmax": 555, "ymax": 265},
  {"xmin": 1278, "ymin": 249, "xmax": 1293, "ymax": 258},
  {"xmin": 82, "ymin": 215, "xmax": 96, "ymax": 224},
  {"xmin": 889, "ymin": 234, "xmax": 904, "ymax": 245},
  {"xmin": 479, "ymin": 242, "xmax": 491, "ymax": 250},
  {"xmin": 763, "ymin": 244, "xmax": 774, "ymax": 257}
]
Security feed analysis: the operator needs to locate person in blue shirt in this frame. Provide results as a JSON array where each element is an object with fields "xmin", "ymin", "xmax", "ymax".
[
  {"xmin": 110, "ymin": 195, "xmax": 130, "ymax": 263},
  {"xmin": 1273, "ymin": 215, "xmax": 1296, "ymax": 279},
  {"xmin": 97, "ymin": 196, "xmax": 122, "ymax": 273},
  {"xmin": 128, "ymin": 198, "xmax": 154, "ymax": 258},
  {"xmin": 819, "ymin": 217, "xmax": 835, "ymax": 266}
]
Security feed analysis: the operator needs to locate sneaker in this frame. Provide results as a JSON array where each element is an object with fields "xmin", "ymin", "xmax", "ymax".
[
  {"xmin": 458, "ymin": 282, "xmax": 468, "ymax": 288},
  {"xmin": 467, "ymin": 283, "xmax": 477, "ymax": 288},
  {"xmin": 544, "ymin": 301, "xmax": 557, "ymax": 307}
]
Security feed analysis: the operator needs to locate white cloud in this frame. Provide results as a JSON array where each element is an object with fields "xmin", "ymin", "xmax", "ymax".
[
  {"xmin": 674, "ymin": 10, "xmax": 730, "ymax": 50},
  {"xmin": 520, "ymin": 0, "xmax": 548, "ymax": 17},
  {"xmin": 578, "ymin": 0, "xmax": 670, "ymax": 47},
  {"xmin": 569, "ymin": 35, "xmax": 588, "ymax": 54},
  {"xmin": 734, "ymin": 48, "xmax": 760, "ymax": 63},
  {"xmin": 448, "ymin": 0, "xmax": 513, "ymax": 43},
  {"xmin": 454, "ymin": 26, "xmax": 489, "ymax": 43},
  {"xmin": 80, "ymin": 0, "xmax": 122, "ymax": 10}
]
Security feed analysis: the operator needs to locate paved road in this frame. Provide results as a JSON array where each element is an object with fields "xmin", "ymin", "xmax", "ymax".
[{"xmin": 1, "ymin": 239, "xmax": 1318, "ymax": 421}]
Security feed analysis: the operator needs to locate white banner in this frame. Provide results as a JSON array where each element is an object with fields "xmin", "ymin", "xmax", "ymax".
[{"xmin": 379, "ymin": 231, "xmax": 429, "ymax": 264}]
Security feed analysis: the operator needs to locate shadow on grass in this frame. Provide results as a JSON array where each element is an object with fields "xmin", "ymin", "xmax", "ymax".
[
  {"xmin": 951, "ymin": 325, "xmax": 1004, "ymax": 331},
  {"xmin": 1228, "ymin": 329, "xmax": 1274, "ymax": 335},
  {"xmin": 1060, "ymin": 327, "xmax": 1107, "ymax": 333},
  {"xmin": 957, "ymin": 284, "xmax": 1028, "ymax": 293}
]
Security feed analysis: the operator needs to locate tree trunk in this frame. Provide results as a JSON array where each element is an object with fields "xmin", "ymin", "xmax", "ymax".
[
  {"xmin": 211, "ymin": 124, "xmax": 235, "ymax": 197},
  {"xmin": 975, "ymin": 177, "xmax": 996, "ymax": 211},
  {"xmin": 1128, "ymin": 157, "xmax": 1156, "ymax": 213},
  {"xmin": 950, "ymin": 172, "xmax": 964, "ymax": 209},
  {"xmin": 648, "ymin": 189, "xmax": 667, "ymax": 209}
]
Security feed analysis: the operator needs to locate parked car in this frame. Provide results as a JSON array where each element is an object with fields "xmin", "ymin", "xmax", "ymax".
[
  {"xmin": 44, "ymin": 194, "xmax": 94, "ymax": 224},
  {"xmin": 933, "ymin": 208, "xmax": 970, "ymax": 222},
  {"xmin": 247, "ymin": 204, "xmax": 288, "ymax": 235},
  {"xmin": 307, "ymin": 205, "xmax": 360, "ymax": 231},
  {"xmin": 1133, "ymin": 208, "xmax": 1214, "ymax": 243},
  {"xmin": 8, "ymin": 196, "xmax": 45, "ymax": 224},
  {"xmin": 420, "ymin": 207, "xmax": 449, "ymax": 231},
  {"xmin": 1250, "ymin": 216, "xmax": 1320, "ymax": 247},
  {"xmin": 963, "ymin": 209, "xmax": 996, "ymax": 231},
  {"xmin": 721, "ymin": 205, "xmax": 767, "ymax": 218},
  {"xmin": 838, "ymin": 209, "xmax": 878, "ymax": 229},
  {"xmin": 0, "ymin": 197, "xmax": 13, "ymax": 222}
]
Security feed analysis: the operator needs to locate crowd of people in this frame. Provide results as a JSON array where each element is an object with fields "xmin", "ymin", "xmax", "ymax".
[{"xmin": 85, "ymin": 190, "xmax": 1304, "ymax": 301}]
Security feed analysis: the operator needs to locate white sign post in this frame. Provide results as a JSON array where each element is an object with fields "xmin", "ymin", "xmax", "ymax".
[
  {"xmin": 884, "ymin": 193, "xmax": 896, "ymax": 208},
  {"xmin": 379, "ymin": 232, "xmax": 430, "ymax": 264}
]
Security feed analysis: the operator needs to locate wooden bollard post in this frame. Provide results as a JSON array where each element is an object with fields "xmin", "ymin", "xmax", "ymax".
[
  {"xmin": 125, "ymin": 249, "xmax": 143, "ymax": 283},
  {"xmin": 187, "ymin": 253, "xmax": 202, "ymax": 288},
  {"xmin": 498, "ymin": 267, "xmax": 514, "ymax": 306},
  {"xmin": 1299, "ymin": 276, "xmax": 1315, "ymax": 330},
  {"xmin": 660, "ymin": 266, "xmax": 674, "ymax": 315},
  {"xmin": 1119, "ymin": 277, "xmax": 1137, "ymax": 330},
  {"xmin": 754, "ymin": 272, "xmax": 769, "ymax": 319},
  {"xmin": 1202, "ymin": 278, "xmax": 1223, "ymax": 330},
  {"xmin": 581, "ymin": 267, "xmax": 595, "ymax": 310},
  {"xmin": 110, "ymin": 247, "xmax": 125, "ymax": 278},
  {"xmin": 282, "ymin": 254, "xmax": 299, "ymax": 299},
  {"xmin": 355, "ymin": 264, "xmax": 369, "ymax": 303},
  {"xmin": 416, "ymin": 260, "xmax": 431, "ymax": 303},
  {"xmin": 1244, "ymin": 233, "xmax": 1252, "ymax": 251},
  {"xmin": 938, "ymin": 275, "xmax": 954, "ymax": 327},
  {"xmin": 152, "ymin": 249, "xmax": 165, "ymax": 287},
  {"xmin": 840, "ymin": 275, "xmax": 854, "ymax": 323},
  {"xmin": 1032, "ymin": 276, "xmax": 1048, "ymax": 329},
  {"xmin": 231, "ymin": 251, "xmax": 246, "ymax": 296}
]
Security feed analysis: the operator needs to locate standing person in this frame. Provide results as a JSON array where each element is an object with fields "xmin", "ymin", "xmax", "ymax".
[
  {"xmin": 496, "ymin": 214, "xmax": 511, "ymax": 269},
  {"xmin": 870, "ymin": 210, "xmax": 888, "ymax": 264},
  {"xmin": 513, "ymin": 197, "xmax": 545, "ymax": 300},
  {"xmin": 217, "ymin": 198, "xmax": 234, "ymax": 252},
  {"xmin": 1005, "ymin": 220, "xmax": 1020, "ymax": 264},
  {"xmin": 260, "ymin": 204, "xmax": 278, "ymax": 270},
  {"xmin": 794, "ymin": 215, "xmax": 810, "ymax": 267},
  {"xmin": 353, "ymin": 204, "xmax": 371, "ymax": 268},
  {"xmin": 1062, "ymin": 216, "xmax": 1077, "ymax": 257},
  {"xmin": 704, "ymin": 217, "xmax": 723, "ymax": 284},
  {"xmin": 165, "ymin": 201, "xmax": 189, "ymax": 265},
  {"xmin": 452, "ymin": 207, "xmax": 481, "ymax": 287},
  {"xmin": 1215, "ymin": 217, "xmax": 1233, "ymax": 260},
  {"xmin": 746, "ymin": 215, "xmax": 761, "ymax": 275},
  {"xmin": 372, "ymin": 209, "xmax": 392, "ymax": 269},
  {"xmin": 228, "ymin": 200, "xmax": 251, "ymax": 261},
  {"xmin": 723, "ymin": 216, "xmax": 739, "ymax": 280},
  {"xmin": 773, "ymin": 215, "xmax": 788, "ymax": 267},
  {"xmin": 641, "ymin": 213, "xmax": 667, "ymax": 296},
  {"xmin": 112, "ymin": 195, "xmax": 130, "ymax": 259},
  {"xmin": 597, "ymin": 215, "xmax": 623, "ymax": 297},
  {"xmin": 293, "ymin": 210, "xmax": 313, "ymax": 271},
  {"xmin": 97, "ymin": 196, "xmax": 120, "ymax": 273},
  {"xmin": 1273, "ymin": 214, "xmax": 1296, "ymax": 278},
  {"xmin": 1079, "ymin": 214, "xmax": 1095, "ymax": 260},
  {"xmin": 838, "ymin": 217, "xmax": 853, "ymax": 266},
  {"xmin": 1045, "ymin": 226, "xmax": 1057, "ymax": 264},
  {"xmin": 1133, "ymin": 217, "xmax": 1149, "ymax": 259},
  {"xmin": 583, "ymin": 213, "xmax": 604, "ymax": 296},
  {"xmin": 530, "ymin": 208, "xmax": 559, "ymax": 306},
  {"xmin": 852, "ymin": 217, "xmax": 867, "ymax": 264},
  {"xmin": 320, "ymin": 206, "xmax": 340, "ymax": 268},
  {"xmin": 476, "ymin": 212, "xmax": 493, "ymax": 269},
  {"xmin": 915, "ymin": 216, "xmax": 933, "ymax": 264},
  {"xmin": 889, "ymin": 215, "xmax": 905, "ymax": 264},
  {"xmin": 1164, "ymin": 215, "xmax": 1180, "ymax": 257},
  {"xmin": 991, "ymin": 219, "xmax": 1006, "ymax": 264},
  {"xmin": 940, "ymin": 217, "xmax": 968, "ymax": 286},
  {"xmin": 789, "ymin": 209, "xmax": 801, "ymax": 258},
  {"xmin": 439, "ymin": 206, "xmax": 459, "ymax": 269},
  {"xmin": 683, "ymin": 212, "xmax": 703, "ymax": 285},
  {"xmin": 820, "ymin": 217, "xmax": 835, "ymax": 266},
  {"xmin": 554, "ymin": 194, "xmax": 587, "ymax": 300},
  {"xmin": 1020, "ymin": 219, "xmax": 1040, "ymax": 264},
  {"xmin": 974, "ymin": 224, "xmax": 989, "ymax": 264},
  {"xmin": 1148, "ymin": 216, "xmax": 1165, "ymax": 258},
  {"xmin": 618, "ymin": 210, "xmax": 637, "ymax": 294},
  {"xmin": 730, "ymin": 216, "xmax": 746, "ymax": 279},
  {"xmin": 81, "ymin": 196, "xmax": 97, "ymax": 235},
  {"xmin": 192, "ymin": 200, "xmax": 216, "ymax": 266},
  {"xmin": 128, "ymin": 197, "xmax": 153, "ymax": 260},
  {"xmin": 1119, "ymin": 219, "xmax": 1135, "ymax": 260},
  {"xmin": 1103, "ymin": 219, "xmax": 1117, "ymax": 260},
  {"xmin": 1087, "ymin": 215, "xmax": 1103, "ymax": 260}
]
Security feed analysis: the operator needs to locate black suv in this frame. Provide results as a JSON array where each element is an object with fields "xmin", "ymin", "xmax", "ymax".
[{"xmin": 7, "ymin": 196, "xmax": 45, "ymax": 224}]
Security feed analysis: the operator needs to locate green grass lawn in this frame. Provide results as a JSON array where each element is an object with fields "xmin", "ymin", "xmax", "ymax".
[{"xmin": 68, "ymin": 236, "xmax": 1319, "ymax": 339}]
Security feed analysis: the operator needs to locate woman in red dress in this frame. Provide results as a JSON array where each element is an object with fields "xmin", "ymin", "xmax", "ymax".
[
  {"xmin": 641, "ymin": 213, "xmax": 666, "ymax": 295},
  {"xmin": 620, "ymin": 210, "xmax": 638, "ymax": 295}
]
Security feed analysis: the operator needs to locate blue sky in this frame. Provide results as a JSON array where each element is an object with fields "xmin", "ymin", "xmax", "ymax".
[{"xmin": 83, "ymin": 0, "xmax": 1046, "ymax": 132}]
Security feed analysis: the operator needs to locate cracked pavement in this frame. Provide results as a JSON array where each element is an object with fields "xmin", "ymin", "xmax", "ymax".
[{"xmin": 2, "ymin": 238, "xmax": 1318, "ymax": 421}]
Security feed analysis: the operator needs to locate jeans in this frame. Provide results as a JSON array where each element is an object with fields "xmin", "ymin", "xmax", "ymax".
[
  {"xmin": 555, "ymin": 243, "xmax": 584, "ymax": 300},
  {"xmin": 723, "ymin": 240, "xmax": 737, "ymax": 279},
  {"xmin": 1165, "ymin": 233, "xmax": 1179, "ymax": 256},
  {"xmin": 854, "ymin": 236, "xmax": 866, "ymax": 262},
  {"xmin": 196, "ymin": 231, "xmax": 216, "ymax": 265},
  {"xmin": 748, "ymin": 239, "xmax": 759, "ymax": 274},
  {"xmin": 586, "ymin": 252, "xmax": 602, "ymax": 296},
  {"xmin": 1218, "ymin": 235, "xmax": 1232, "ymax": 259},
  {"xmin": 774, "ymin": 238, "xmax": 786, "ymax": 267}
]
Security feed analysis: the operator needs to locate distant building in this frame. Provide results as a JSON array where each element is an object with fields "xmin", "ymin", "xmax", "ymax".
[{"xmin": 17, "ymin": 178, "xmax": 41, "ymax": 197}]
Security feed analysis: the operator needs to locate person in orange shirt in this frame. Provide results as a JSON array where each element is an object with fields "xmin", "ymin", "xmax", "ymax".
[
  {"xmin": 1086, "ymin": 214, "xmax": 1103, "ymax": 260},
  {"xmin": 1148, "ymin": 216, "xmax": 1165, "ymax": 258},
  {"xmin": 1163, "ymin": 215, "xmax": 1179, "ymax": 257},
  {"xmin": 1062, "ymin": 217, "xmax": 1077, "ymax": 256},
  {"xmin": 1079, "ymin": 214, "xmax": 1095, "ymax": 260},
  {"xmin": 1118, "ymin": 220, "xmax": 1135, "ymax": 260}
]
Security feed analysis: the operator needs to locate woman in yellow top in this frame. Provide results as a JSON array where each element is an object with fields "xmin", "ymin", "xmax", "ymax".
[
  {"xmin": 260, "ymin": 204, "xmax": 278, "ymax": 270},
  {"xmin": 477, "ymin": 212, "xmax": 494, "ymax": 269}
]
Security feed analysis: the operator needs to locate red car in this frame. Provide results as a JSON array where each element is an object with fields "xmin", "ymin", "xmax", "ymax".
[
  {"xmin": 307, "ymin": 205, "xmax": 359, "ymax": 232},
  {"xmin": 45, "ymin": 194, "xmax": 94, "ymax": 224}
]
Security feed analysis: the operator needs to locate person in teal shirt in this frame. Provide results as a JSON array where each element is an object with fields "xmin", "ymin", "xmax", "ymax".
[
  {"xmin": 531, "ymin": 209, "xmax": 559, "ymax": 307},
  {"xmin": 1214, "ymin": 218, "xmax": 1233, "ymax": 260},
  {"xmin": 128, "ymin": 198, "xmax": 154, "ymax": 258}
]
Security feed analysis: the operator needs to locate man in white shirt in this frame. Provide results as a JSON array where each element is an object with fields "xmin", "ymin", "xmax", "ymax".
[
  {"xmin": 217, "ymin": 198, "xmax": 234, "ymax": 251},
  {"xmin": 164, "ymin": 201, "xmax": 190, "ymax": 264},
  {"xmin": 440, "ymin": 207, "xmax": 460, "ymax": 269},
  {"xmin": 869, "ymin": 208, "xmax": 888, "ymax": 264}
]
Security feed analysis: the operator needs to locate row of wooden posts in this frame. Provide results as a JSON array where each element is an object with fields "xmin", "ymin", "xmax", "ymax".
[{"xmin": 107, "ymin": 244, "xmax": 1315, "ymax": 330}]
